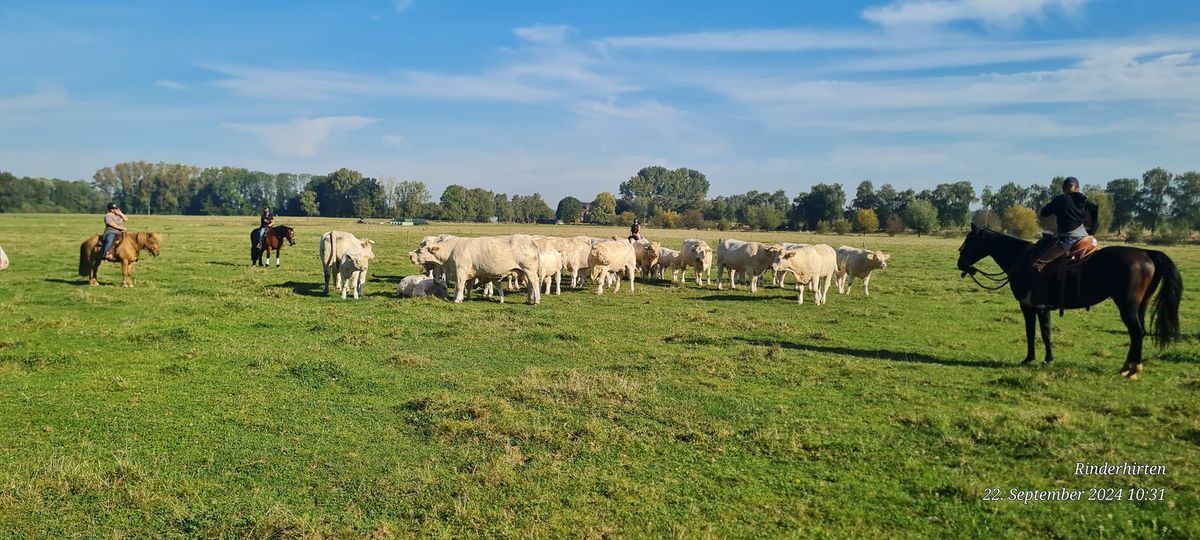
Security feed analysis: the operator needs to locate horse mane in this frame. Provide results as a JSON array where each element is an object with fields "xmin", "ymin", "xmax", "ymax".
[{"xmin": 976, "ymin": 226, "xmax": 1031, "ymax": 246}]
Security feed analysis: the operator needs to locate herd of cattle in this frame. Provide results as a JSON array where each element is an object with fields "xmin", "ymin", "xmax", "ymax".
[{"xmin": 315, "ymin": 230, "xmax": 891, "ymax": 305}]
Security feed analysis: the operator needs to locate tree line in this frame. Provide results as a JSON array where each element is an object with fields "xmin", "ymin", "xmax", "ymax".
[{"xmin": 1, "ymin": 162, "xmax": 1197, "ymax": 240}]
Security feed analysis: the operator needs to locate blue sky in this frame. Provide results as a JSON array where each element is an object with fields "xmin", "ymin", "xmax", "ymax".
[{"xmin": 2, "ymin": 0, "xmax": 1199, "ymax": 201}]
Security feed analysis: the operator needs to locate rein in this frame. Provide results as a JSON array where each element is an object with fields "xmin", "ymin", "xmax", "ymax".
[{"xmin": 961, "ymin": 265, "xmax": 1011, "ymax": 291}]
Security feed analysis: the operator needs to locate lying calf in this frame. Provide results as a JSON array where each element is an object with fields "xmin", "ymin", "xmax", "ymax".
[{"xmin": 396, "ymin": 274, "xmax": 447, "ymax": 298}]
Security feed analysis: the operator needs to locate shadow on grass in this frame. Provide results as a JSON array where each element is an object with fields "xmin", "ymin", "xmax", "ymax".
[
  {"xmin": 206, "ymin": 261, "xmax": 241, "ymax": 267},
  {"xmin": 729, "ymin": 336, "xmax": 1010, "ymax": 369},
  {"xmin": 44, "ymin": 278, "xmax": 89, "ymax": 287},
  {"xmin": 693, "ymin": 294, "xmax": 780, "ymax": 302},
  {"xmin": 268, "ymin": 281, "xmax": 326, "ymax": 297},
  {"xmin": 369, "ymin": 274, "xmax": 405, "ymax": 284}
]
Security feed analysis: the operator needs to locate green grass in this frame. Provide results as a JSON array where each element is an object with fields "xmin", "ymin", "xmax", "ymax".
[{"xmin": 0, "ymin": 214, "xmax": 1197, "ymax": 538}]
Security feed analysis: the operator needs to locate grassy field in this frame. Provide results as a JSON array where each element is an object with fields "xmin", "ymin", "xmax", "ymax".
[{"xmin": 0, "ymin": 213, "xmax": 1197, "ymax": 538}]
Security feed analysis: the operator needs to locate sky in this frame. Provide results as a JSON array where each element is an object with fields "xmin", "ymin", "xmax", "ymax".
[{"xmin": 2, "ymin": 0, "xmax": 1199, "ymax": 202}]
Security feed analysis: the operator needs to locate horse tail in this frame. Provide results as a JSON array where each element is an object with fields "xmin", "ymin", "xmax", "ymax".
[
  {"xmin": 1147, "ymin": 250, "xmax": 1182, "ymax": 348},
  {"xmin": 78, "ymin": 239, "xmax": 90, "ymax": 276}
]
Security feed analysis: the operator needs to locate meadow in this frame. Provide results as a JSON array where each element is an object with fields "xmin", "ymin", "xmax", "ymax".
[{"xmin": 0, "ymin": 213, "xmax": 1197, "ymax": 538}]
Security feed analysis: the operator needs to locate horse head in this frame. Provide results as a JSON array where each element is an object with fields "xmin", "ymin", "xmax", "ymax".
[
  {"xmin": 142, "ymin": 232, "xmax": 162, "ymax": 257},
  {"xmin": 957, "ymin": 223, "xmax": 990, "ymax": 274},
  {"xmin": 283, "ymin": 226, "xmax": 296, "ymax": 246}
]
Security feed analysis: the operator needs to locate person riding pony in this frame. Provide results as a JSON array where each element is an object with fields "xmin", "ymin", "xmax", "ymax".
[
  {"xmin": 256, "ymin": 207, "xmax": 275, "ymax": 249},
  {"xmin": 102, "ymin": 202, "xmax": 128, "ymax": 261},
  {"xmin": 1025, "ymin": 177, "xmax": 1099, "ymax": 309}
]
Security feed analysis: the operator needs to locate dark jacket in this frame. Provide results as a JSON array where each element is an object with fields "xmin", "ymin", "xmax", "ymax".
[{"xmin": 1040, "ymin": 192, "xmax": 1099, "ymax": 235}]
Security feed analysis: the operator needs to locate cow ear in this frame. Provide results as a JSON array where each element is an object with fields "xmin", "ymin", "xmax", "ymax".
[
  {"xmin": 883, "ymin": 254, "xmax": 891, "ymax": 260},
  {"xmin": 866, "ymin": 252, "xmax": 875, "ymax": 260},
  {"xmin": 429, "ymin": 246, "xmax": 440, "ymax": 254},
  {"xmin": 784, "ymin": 251, "xmax": 797, "ymax": 259}
]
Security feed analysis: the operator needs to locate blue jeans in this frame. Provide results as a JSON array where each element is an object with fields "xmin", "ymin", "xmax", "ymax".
[
  {"xmin": 102, "ymin": 231, "xmax": 119, "ymax": 256},
  {"xmin": 258, "ymin": 227, "xmax": 268, "ymax": 245},
  {"xmin": 1053, "ymin": 224, "xmax": 1087, "ymax": 250}
]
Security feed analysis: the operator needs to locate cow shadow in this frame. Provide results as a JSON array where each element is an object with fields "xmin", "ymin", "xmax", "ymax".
[
  {"xmin": 728, "ymin": 336, "xmax": 1009, "ymax": 369},
  {"xmin": 369, "ymin": 274, "xmax": 405, "ymax": 284},
  {"xmin": 44, "ymin": 278, "xmax": 89, "ymax": 287},
  {"xmin": 268, "ymin": 281, "xmax": 325, "ymax": 297},
  {"xmin": 693, "ymin": 294, "xmax": 780, "ymax": 302}
]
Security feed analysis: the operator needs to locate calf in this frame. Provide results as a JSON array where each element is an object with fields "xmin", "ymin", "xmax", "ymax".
[
  {"xmin": 771, "ymin": 246, "xmax": 827, "ymax": 305},
  {"xmin": 633, "ymin": 239, "xmax": 661, "ymax": 280},
  {"xmin": 338, "ymin": 250, "xmax": 373, "ymax": 299},
  {"xmin": 835, "ymin": 246, "xmax": 890, "ymax": 295},
  {"xmin": 715, "ymin": 238, "xmax": 780, "ymax": 293},
  {"xmin": 655, "ymin": 247, "xmax": 682, "ymax": 281},
  {"xmin": 396, "ymin": 274, "xmax": 447, "ymax": 298},
  {"xmin": 679, "ymin": 238, "xmax": 712, "ymax": 286},
  {"xmin": 540, "ymin": 249, "xmax": 564, "ymax": 295},
  {"xmin": 771, "ymin": 242, "xmax": 810, "ymax": 287},
  {"xmin": 320, "ymin": 231, "xmax": 375, "ymax": 294}
]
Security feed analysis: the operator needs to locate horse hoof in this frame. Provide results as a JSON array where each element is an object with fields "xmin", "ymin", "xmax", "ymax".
[{"xmin": 1020, "ymin": 358, "xmax": 1035, "ymax": 365}]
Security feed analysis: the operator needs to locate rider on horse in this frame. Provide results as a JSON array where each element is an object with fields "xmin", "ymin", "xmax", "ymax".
[
  {"xmin": 628, "ymin": 220, "xmax": 644, "ymax": 242},
  {"xmin": 102, "ymin": 202, "xmax": 127, "ymax": 261},
  {"xmin": 256, "ymin": 207, "xmax": 275, "ymax": 249},
  {"xmin": 1026, "ymin": 176, "xmax": 1099, "ymax": 309}
]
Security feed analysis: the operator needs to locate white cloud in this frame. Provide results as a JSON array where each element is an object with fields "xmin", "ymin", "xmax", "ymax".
[
  {"xmin": 226, "ymin": 116, "xmax": 377, "ymax": 157},
  {"xmin": 861, "ymin": 0, "xmax": 1089, "ymax": 29},
  {"xmin": 154, "ymin": 79, "xmax": 187, "ymax": 90},
  {"xmin": 394, "ymin": 0, "xmax": 413, "ymax": 14},
  {"xmin": 514, "ymin": 24, "xmax": 572, "ymax": 45},
  {"xmin": 601, "ymin": 28, "xmax": 906, "ymax": 52},
  {"xmin": 0, "ymin": 85, "xmax": 70, "ymax": 111}
]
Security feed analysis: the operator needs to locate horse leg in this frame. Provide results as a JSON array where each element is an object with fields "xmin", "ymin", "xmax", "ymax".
[
  {"xmin": 121, "ymin": 259, "xmax": 133, "ymax": 288},
  {"xmin": 274, "ymin": 246, "xmax": 281, "ymax": 267},
  {"xmin": 1117, "ymin": 299, "xmax": 1145, "ymax": 378},
  {"xmin": 1020, "ymin": 305, "xmax": 1036, "ymax": 364},
  {"xmin": 1037, "ymin": 309, "xmax": 1053, "ymax": 364}
]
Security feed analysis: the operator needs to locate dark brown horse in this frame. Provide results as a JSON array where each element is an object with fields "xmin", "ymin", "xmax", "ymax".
[
  {"xmin": 79, "ymin": 231, "xmax": 162, "ymax": 287},
  {"xmin": 251, "ymin": 225, "xmax": 295, "ymax": 267},
  {"xmin": 957, "ymin": 224, "xmax": 1181, "ymax": 378}
]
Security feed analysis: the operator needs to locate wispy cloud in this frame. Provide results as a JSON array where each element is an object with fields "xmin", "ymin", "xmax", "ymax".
[
  {"xmin": 381, "ymin": 134, "xmax": 406, "ymax": 148},
  {"xmin": 0, "ymin": 85, "xmax": 70, "ymax": 111},
  {"xmin": 394, "ymin": 0, "xmax": 414, "ymax": 14},
  {"xmin": 226, "ymin": 116, "xmax": 377, "ymax": 157},
  {"xmin": 514, "ymin": 24, "xmax": 572, "ymax": 45},
  {"xmin": 861, "ymin": 0, "xmax": 1089, "ymax": 29},
  {"xmin": 154, "ymin": 79, "xmax": 187, "ymax": 90},
  {"xmin": 601, "ymin": 28, "xmax": 906, "ymax": 52}
]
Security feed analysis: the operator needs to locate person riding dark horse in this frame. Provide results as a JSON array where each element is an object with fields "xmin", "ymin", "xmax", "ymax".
[
  {"xmin": 101, "ymin": 202, "xmax": 128, "ymax": 261},
  {"xmin": 1025, "ymin": 177, "xmax": 1099, "ymax": 310},
  {"xmin": 628, "ymin": 220, "xmax": 644, "ymax": 242},
  {"xmin": 256, "ymin": 207, "xmax": 275, "ymax": 249}
]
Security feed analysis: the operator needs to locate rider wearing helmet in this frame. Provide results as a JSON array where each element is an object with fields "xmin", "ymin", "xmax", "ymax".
[
  {"xmin": 1026, "ymin": 177, "xmax": 1098, "ymax": 309},
  {"xmin": 102, "ymin": 202, "xmax": 127, "ymax": 261},
  {"xmin": 256, "ymin": 207, "xmax": 275, "ymax": 249}
]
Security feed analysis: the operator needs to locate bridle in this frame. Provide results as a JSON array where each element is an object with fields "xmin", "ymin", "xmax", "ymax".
[{"xmin": 959, "ymin": 229, "xmax": 1011, "ymax": 291}]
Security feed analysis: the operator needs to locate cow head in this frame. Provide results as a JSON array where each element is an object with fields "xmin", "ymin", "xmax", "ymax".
[
  {"xmin": 868, "ymin": 250, "xmax": 890, "ymax": 270},
  {"xmin": 359, "ymin": 239, "xmax": 376, "ymax": 260}
]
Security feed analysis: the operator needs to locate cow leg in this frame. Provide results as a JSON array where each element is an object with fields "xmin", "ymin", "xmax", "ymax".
[
  {"xmin": 628, "ymin": 264, "xmax": 635, "ymax": 292},
  {"xmin": 1037, "ymin": 309, "xmax": 1053, "ymax": 364},
  {"xmin": 323, "ymin": 266, "xmax": 330, "ymax": 294},
  {"xmin": 554, "ymin": 270, "xmax": 561, "ymax": 295},
  {"xmin": 716, "ymin": 262, "xmax": 724, "ymax": 290},
  {"xmin": 454, "ymin": 273, "xmax": 468, "ymax": 303},
  {"xmin": 796, "ymin": 282, "xmax": 805, "ymax": 305},
  {"xmin": 357, "ymin": 273, "xmax": 365, "ymax": 299},
  {"xmin": 1020, "ymin": 305, "xmax": 1037, "ymax": 364},
  {"xmin": 822, "ymin": 274, "xmax": 833, "ymax": 304},
  {"xmin": 862, "ymin": 272, "xmax": 872, "ymax": 296}
]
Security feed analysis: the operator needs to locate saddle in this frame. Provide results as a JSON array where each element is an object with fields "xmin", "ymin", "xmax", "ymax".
[
  {"xmin": 1033, "ymin": 235, "xmax": 1101, "ymax": 315},
  {"xmin": 94, "ymin": 231, "xmax": 127, "ymax": 255}
]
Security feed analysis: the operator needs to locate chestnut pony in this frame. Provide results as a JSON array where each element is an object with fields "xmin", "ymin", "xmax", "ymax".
[{"xmin": 79, "ymin": 231, "xmax": 162, "ymax": 287}]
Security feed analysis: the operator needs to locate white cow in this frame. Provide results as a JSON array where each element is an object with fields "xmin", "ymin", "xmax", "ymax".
[
  {"xmin": 679, "ymin": 238, "xmax": 713, "ymax": 287},
  {"xmin": 439, "ymin": 235, "xmax": 543, "ymax": 304},
  {"xmin": 588, "ymin": 239, "xmax": 637, "ymax": 294},
  {"xmin": 835, "ymin": 246, "xmax": 890, "ymax": 295},
  {"xmin": 338, "ymin": 249, "xmax": 373, "ymax": 300},
  {"xmin": 633, "ymin": 239, "xmax": 661, "ymax": 280},
  {"xmin": 539, "ymin": 249, "xmax": 565, "ymax": 295},
  {"xmin": 320, "ymin": 231, "xmax": 375, "ymax": 294},
  {"xmin": 771, "ymin": 246, "xmax": 826, "ymax": 305},
  {"xmin": 412, "ymin": 234, "xmax": 457, "ymax": 281},
  {"xmin": 0, "ymin": 245, "xmax": 7, "ymax": 270},
  {"xmin": 559, "ymin": 236, "xmax": 593, "ymax": 287},
  {"xmin": 715, "ymin": 238, "xmax": 780, "ymax": 293},
  {"xmin": 654, "ymin": 247, "xmax": 683, "ymax": 281},
  {"xmin": 396, "ymin": 274, "xmax": 447, "ymax": 298},
  {"xmin": 772, "ymin": 242, "xmax": 810, "ymax": 287}
]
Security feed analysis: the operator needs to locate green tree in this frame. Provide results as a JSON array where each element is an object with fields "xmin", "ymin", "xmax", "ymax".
[
  {"xmin": 590, "ymin": 191, "xmax": 617, "ymax": 225},
  {"xmin": 439, "ymin": 184, "xmax": 468, "ymax": 221},
  {"xmin": 853, "ymin": 208, "xmax": 879, "ymax": 233},
  {"xmin": 618, "ymin": 166, "xmax": 710, "ymax": 214},
  {"xmin": 927, "ymin": 181, "xmax": 976, "ymax": 228},
  {"xmin": 989, "ymin": 182, "xmax": 1025, "ymax": 214},
  {"xmin": 556, "ymin": 196, "xmax": 584, "ymax": 223},
  {"xmin": 873, "ymin": 183, "xmax": 899, "ymax": 223},
  {"xmin": 1137, "ymin": 167, "xmax": 1173, "ymax": 233},
  {"xmin": 1105, "ymin": 178, "xmax": 1139, "ymax": 234},
  {"xmin": 493, "ymin": 193, "xmax": 514, "ymax": 222},
  {"xmin": 1168, "ymin": 171, "xmax": 1200, "ymax": 232},
  {"xmin": 795, "ymin": 183, "xmax": 846, "ymax": 230},
  {"xmin": 1002, "ymin": 205, "xmax": 1040, "ymax": 239},
  {"xmin": 299, "ymin": 190, "xmax": 320, "ymax": 216},
  {"xmin": 394, "ymin": 181, "xmax": 430, "ymax": 218},
  {"xmin": 1083, "ymin": 186, "xmax": 1113, "ymax": 234},
  {"xmin": 903, "ymin": 199, "xmax": 939, "ymax": 237},
  {"xmin": 852, "ymin": 180, "xmax": 879, "ymax": 210},
  {"xmin": 885, "ymin": 213, "xmax": 905, "ymax": 236},
  {"xmin": 465, "ymin": 188, "xmax": 495, "ymax": 222}
]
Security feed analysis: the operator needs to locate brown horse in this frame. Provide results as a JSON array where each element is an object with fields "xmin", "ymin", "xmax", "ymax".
[
  {"xmin": 79, "ymin": 231, "xmax": 162, "ymax": 287},
  {"xmin": 957, "ymin": 224, "xmax": 1181, "ymax": 378},
  {"xmin": 251, "ymin": 225, "xmax": 296, "ymax": 267}
]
